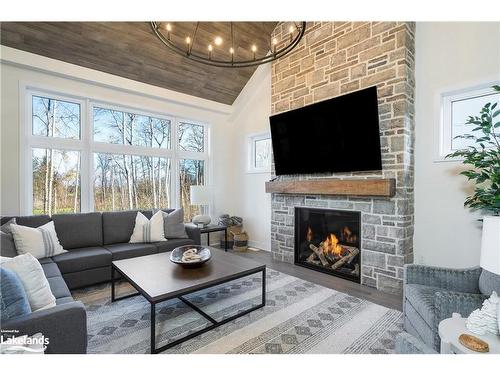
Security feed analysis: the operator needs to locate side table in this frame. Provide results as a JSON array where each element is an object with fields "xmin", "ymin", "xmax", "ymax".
[
  {"xmin": 199, "ymin": 224, "xmax": 228, "ymax": 251},
  {"xmin": 438, "ymin": 313, "xmax": 500, "ymax": 354}
]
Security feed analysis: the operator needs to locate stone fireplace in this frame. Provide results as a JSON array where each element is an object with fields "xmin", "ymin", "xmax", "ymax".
[
  {"xmin": 269, "ymin": 22, "xmax": 416, "ymax": 295},
  {"xmin": 295, "ymin": 207, "xmax": 361, "ymax": 283}
]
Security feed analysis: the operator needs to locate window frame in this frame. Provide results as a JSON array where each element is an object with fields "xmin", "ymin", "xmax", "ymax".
[
  {"xmin": 247, "ymin": 132, "xmax": 272, "ymax": 174},
  {"xmin": 20, "ymin": 84, "xmax": 210, "ymax": 215},
  {"xmin": 437, "ymin": 82, "xmax": 500, "ymax": 161}
]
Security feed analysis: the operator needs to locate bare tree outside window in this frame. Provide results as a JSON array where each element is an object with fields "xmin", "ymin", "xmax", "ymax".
[
  {"xmin": 28, "ymin": 92, "xmax": 207, "ymax": 216},
  {"xmin": 92, "ymin": 107, "xmax": 172, "ymax": 212},
  {"xmin": 32, "ymin": 148, "xmax": 80, "ymax": 215},
  {"xmin": 32, "ymin": 96, "xmax": 80, "ymax": 139},
  {"xmin": 180, "ymin": 159, "xmax": 205, "ymax": 221},
  {"xmin": 93, "ymin": 153, "xmax": 171, "ymax": 212},
  {"xmin": 31, "ymin": 96, "xmax": 81, "ymax": 215},
  {"xmin": 179, "ymin": 122, "xmax": 204, "ymax": 152},
  {"xmin": 178, "ymin": 122, "xmax": 206, "ymax": 221}
]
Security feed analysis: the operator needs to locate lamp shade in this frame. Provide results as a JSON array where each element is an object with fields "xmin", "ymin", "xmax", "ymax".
[
  {"xmin": 190, "ymin": 185, "xmax": 211, "ymax": 205},
  {"xmin": 480, "ymin": 216, "xmax": 500, "ymax": 275}
]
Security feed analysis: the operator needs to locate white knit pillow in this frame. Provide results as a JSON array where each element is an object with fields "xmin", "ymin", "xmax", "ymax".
[
  {"xmin": 10, "ymin": 221, "xmax": 66, "ymax": 259},
  {"xmin": 0, "ymin": 254, "xmax": 56, "ymax": 311},
  {"xmin": 129, "ymin": 211, "xmax": 166, "ymax": 243}
]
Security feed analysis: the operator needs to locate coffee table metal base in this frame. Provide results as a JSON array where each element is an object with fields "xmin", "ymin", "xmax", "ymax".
[{"xmin": 111, "ymin": 265, "xmax": 266, "ymax": 354}]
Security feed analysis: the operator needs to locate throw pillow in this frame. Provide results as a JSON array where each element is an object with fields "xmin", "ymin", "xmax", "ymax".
[
  {"xmin": 129, "ymin": 210, "xmax": 166, "ymax": 243},
  {"xmin": 1, "ymin": 232, "xmax": 18, "ymax": 258},
  {"xmin": 0, "ymin": 254, "xmax": 56, "ymax": 311},
  {"xmin": 0, "ymin": 218, "xmax": 16, "ymax": 235},
  {"xmin": 161, "ymin": 208, "xmax": 188, "ymax": 239},
  {"xmin": 9, "ymin": 221, "xmax": 66, "ymax": 259},
  {"xmin": 0, "ymin": 267, "xmax": 32, "ymax": 320}
]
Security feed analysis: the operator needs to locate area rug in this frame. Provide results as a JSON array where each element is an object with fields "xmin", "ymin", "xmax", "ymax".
[{"xmin": 73, "ymin": 269, "xmax": 403, "ymax": 354}]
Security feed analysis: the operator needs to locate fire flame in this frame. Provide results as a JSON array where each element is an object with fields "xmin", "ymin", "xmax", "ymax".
[
  {"xmin": 306, "ymin": 226, "xmax": 313, "ymax": 242},
  {"xmin": 323, "ymin": 233, "xmax": 344, "ymax": 257}
]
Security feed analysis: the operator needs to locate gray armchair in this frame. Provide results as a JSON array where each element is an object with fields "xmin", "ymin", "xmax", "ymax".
[
  {"xmin": 395, "ymin": 332, "xmax": 438, "ymax": 354},
  {"xmin": 403, "ymin": 264, "xmax": 499, "ymax": 351}
]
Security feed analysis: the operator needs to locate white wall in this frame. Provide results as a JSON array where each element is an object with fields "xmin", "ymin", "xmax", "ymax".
[
  {"xmin": 226, "ymin": 64, "xmax": 272, "ymax": 250},
  {"xmin": 414, "ymin": 22, "xmax": 500, "ymax": 267},
  {"xmin": 0, "ymin": 46, "xmax": 234, "ymax": 219}
]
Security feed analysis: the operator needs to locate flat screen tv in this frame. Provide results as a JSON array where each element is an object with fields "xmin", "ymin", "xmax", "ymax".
[{"xmin": 269, "ymin": 86, "xmax": 382, "ymax": 175}]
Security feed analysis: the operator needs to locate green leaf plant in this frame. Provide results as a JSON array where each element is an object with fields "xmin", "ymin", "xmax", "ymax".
[{"xmin": 446, "ymin": 85, "xmax": 500, "ymax": 215}]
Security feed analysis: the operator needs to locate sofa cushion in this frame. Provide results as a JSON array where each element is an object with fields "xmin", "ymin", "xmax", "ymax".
[
  {"xmin": 1, "ymin": 231, "xmax": 17, "ymax": 258},
  {"xmin": 154, "ymin": 238, "xmax": 195, "ymax": 253},
  {"xmin": 405, "ymin": 283, "xmax": 442, "ymax": 327},
  {"xmin": 102, "ymin": 210, "xmax": 152, "ymax": 245},
  {"xmin": 0, "ymin": 267, "xmax": 32, "ymax": 320},
  {"xmin": 52, "ymin": 247, "xmax": 112, "ymax": 274},
  {"xmin": 129, "ymin": 211, "xmax": 166, "ymax": 243},
  {"xmin": 1, "ymin": 215, "xmax": 51, "ymax": 228},
  {"xmin": 41, "ymin": 261, "xmax": 63, "ymax": 279},
  {"xmin": 10, "ymin": 221, "xmax": 66, "ymax": 259},
  {"xmin": 52, "ymin": 212, "xmax": 103, "ymax": 249},
  {"xmin": 62, "ymin": 266, "xmax": 111, "ymax": 290},
  {"xmin": 104, "ymin": 243, "xmax": 157, "ymax": 260},
  {"xmin": 38, "ymin": 257, "xmax": 55, "ymax": 265},
  {"xmin": 0, "ymin": 254, "xmax": 56, "ymax": 311},
  {"xmin": 47, "ymin": 275, "xmax": 72, "ymax": 300},
  {"xmin": 0, "ymin": 218, "xmax": 16, "ymax": 235},
  {"xmin": 56, "ymin": 296, "xmax": 75, "ymax": 305},
  {"xmin": 160, "ymin": 208, "xmax": 189, "ymax": 239}
]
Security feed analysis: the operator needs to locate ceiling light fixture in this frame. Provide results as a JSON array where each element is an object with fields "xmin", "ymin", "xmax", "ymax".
[{"xmin": 150, "ymin": 21, "xmax": 306, "ymax": 68}]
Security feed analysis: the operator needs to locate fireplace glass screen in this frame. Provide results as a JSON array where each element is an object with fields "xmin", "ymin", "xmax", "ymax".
[{"xmin": 295, "ymin": 207, "xmax": 361, "ymax": 283}]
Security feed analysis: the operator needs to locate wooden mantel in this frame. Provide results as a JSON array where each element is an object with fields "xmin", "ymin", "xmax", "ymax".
[{"xmin": 265, "ymin": 178, "xmax": 396, "ymax": 197}]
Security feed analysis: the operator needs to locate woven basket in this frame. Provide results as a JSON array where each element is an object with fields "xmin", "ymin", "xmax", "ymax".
[
  {"xmin": 232, "ymin": 231, "xmax": 249, "ymax": 252},
  {"xmin": 219, "ymin": 224, "xmax": 242, "ymax": 249}
]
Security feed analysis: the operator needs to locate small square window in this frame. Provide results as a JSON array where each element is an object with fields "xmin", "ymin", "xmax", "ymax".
[
  {"xmin": 439, "ymin": 85, "xmax": 500, "ymax": 159},
  {"xmin": 248, "ymin": 133, "xmax": 271, "ymax": 173}
]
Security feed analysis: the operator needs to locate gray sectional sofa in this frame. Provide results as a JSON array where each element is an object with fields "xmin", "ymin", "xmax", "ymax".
[{"xmin": 0, "ymin": 209, "xmax": 201, "ymax": 354}]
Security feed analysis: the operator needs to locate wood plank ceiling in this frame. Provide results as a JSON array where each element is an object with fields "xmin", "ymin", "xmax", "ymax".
[{"xmin": 0, "ymin": 22, "xmax": 278, "ymax": 104}]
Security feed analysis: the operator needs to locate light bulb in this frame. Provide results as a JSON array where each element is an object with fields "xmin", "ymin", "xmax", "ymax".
[
  {"xmin": 165, "ymin": 23, "xmax": 172, "ymax": 32},
  {"xmin": 229, "ymin": 47, "xmax": 234, "ymax": 54},
  {"xmin": 214, "ymin": 36, "xmax": 223, "ymax": 46},
  {"xmin": 251, "ymin": 45, "xmax": 257, "ymax": 52},
  {"xmin": 289, "ymin": 25, "xmax": 295, "ymax": 33},
  {"xmin": 186, "ymin": 36, "xmax": 191, "ymax": 44},
  {"xmin": 208, "ymin": 44, "xmax": 213, "ymax": 51},
  {"xmin": 272, "ymin": 38, "xmax": 278, "ymax": 45}
]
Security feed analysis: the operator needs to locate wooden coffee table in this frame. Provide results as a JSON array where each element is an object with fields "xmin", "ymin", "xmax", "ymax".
[{"xmin": 110, "ymin": 248, "xmax": 266, "ymax": 354}]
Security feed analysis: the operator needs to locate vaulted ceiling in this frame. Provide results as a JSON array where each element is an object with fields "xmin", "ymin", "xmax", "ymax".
[{"xmin": 0, "ymin": 22, "xmax": 278, "ymax": 105}]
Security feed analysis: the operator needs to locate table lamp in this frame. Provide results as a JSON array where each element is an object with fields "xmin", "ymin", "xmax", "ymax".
[{"xmin": 190, "ymin": 185, "xmax": 212, "ymax": 227}]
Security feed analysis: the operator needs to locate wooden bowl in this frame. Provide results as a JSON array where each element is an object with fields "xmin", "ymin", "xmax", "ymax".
[
  {"xmin": 170, "ymin": 245, "xmax": 212, "ymax": 268},
  {"xmin": 458, "ymin": 334, "xmax": 489, "ymax": 353}
]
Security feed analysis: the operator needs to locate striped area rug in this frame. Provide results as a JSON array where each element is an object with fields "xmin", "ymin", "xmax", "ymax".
[{"xmin": 73, "ymin": 269, "xmax": 402, "ymax": 354}]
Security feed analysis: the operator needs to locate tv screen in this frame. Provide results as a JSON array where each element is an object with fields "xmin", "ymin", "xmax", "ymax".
[{"xmin": 269, "ymin": 86, "xmax": 382, "ymax": 176}]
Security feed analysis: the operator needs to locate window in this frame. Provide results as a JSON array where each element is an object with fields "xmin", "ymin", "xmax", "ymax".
[
  {"xmin": 247, "ymin": 133, "xmax": 272, "ymax": 173},
  {"xmin": 180, "ymin": 159, "xmax": 205, "ymax": 221},
  {"xmin": 439, "ymin": 84, "xmax": 500, "ymax": 159},
  {"xmin": 24, "ymin": 87, "xmax": 208, "ymax": 218},
  {"xmin": 32, "ymin": 148, "xmax": 80, "ymax": 215}
]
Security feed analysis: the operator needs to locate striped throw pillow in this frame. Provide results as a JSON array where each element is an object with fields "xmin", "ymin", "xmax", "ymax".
[
  {"xmin": 9, "ymin": 221, "xmax": 67, "ymax": 259},
  {"xmin": 129, "ymin": 211, "xmax": 166, "ymax": 243}
]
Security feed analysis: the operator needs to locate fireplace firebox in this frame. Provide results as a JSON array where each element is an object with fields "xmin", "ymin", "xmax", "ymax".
[{"xmin": 295, "ymin": 207, "xmax": 361, "ymax": 283}]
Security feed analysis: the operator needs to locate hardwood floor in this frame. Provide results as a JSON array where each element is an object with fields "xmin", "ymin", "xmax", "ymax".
[{"xmin": 226, "ymin": 248, "xmax": 403, "ymax": 311}]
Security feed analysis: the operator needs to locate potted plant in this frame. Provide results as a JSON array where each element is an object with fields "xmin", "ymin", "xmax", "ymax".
[{"xmin": 446, "ymin": 85, "xmax": 500, "ymax": 268}]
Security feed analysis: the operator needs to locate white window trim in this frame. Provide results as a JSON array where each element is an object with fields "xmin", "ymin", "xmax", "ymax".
[
  {"xmin": 20, "ymin": 83, "xmax": 210, "ymax": 215},
  {"xmin": 247, "ymin": 132, "xmax": 272, "ymax": 174},
  {"xmin": 435, "ymin": 81, "xmax": 500, "ymax": 162}
]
